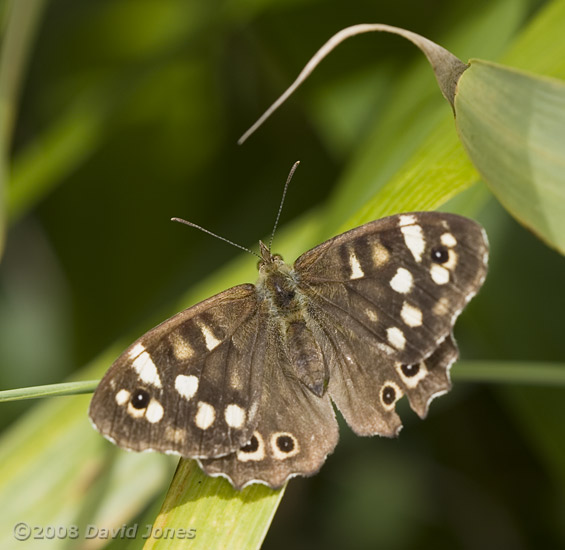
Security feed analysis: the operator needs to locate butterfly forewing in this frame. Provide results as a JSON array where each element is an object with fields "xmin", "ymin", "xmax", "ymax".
[
  {"xmin": 89, "ymin": 285, "xmax": 266, "ymax": 458},
  {"xmin": 293, "ymin": 213, "xmax": 487, "ymax": 434},
  {"xmin": 295, "ymin": 212, "xmax": 488, "ymax": 364}
]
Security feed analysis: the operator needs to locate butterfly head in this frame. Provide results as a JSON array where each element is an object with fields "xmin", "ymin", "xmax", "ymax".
[{"xmin": 258, "ymin": 240, "xmax": 285, "ymax": 270}]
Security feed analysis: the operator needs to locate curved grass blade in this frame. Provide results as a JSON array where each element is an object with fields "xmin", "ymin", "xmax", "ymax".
[{"xmin": 238, "ymin": 24, "xmax": 467, "ymax": 145}]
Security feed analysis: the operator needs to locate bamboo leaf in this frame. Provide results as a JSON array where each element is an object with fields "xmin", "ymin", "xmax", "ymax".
[
  {"xmin": 455, "ymin": 60, "xmax": 565, "ymax": 254},
  {"xmin": 236, "ymin": 2, "xmax": 565, "ymax": 255},
  {"xmin": 142, "ymin": 461, "xmax": 285, "ymax": 550}
]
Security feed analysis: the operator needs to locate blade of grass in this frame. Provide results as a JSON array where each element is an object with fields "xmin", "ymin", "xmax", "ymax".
[
  {"xmin": 454, "ymin": 361, "xmax": 565, "ymax": 386},
  {"xmin": 0, "ymin": 380, "xmax": 99, "ymax": 402},
  {"xmin": 0, "ymin": 0, "xmax": 47, "ymax": 256},
  {"xmin": 7, "ymin": 89, "xmax": 112, "ymax": 222}
]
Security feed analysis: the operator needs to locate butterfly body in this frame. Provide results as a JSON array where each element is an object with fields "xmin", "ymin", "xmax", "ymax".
[
  {"xmin": 90, "ymin": 212, "xmax": 488, "ymax": 489},
  {"xmin": 256, "ymin": 241, "xmax": 328, "ymax": 396}
]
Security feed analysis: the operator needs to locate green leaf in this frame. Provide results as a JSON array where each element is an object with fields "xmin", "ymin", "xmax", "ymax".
[
  {"xmin": 142, "ymin": 461, "xmax": 285, "ymax": 550},
  {"xmin": 455, "ymin": 60, "xmax": 565, "ymax": 254}
]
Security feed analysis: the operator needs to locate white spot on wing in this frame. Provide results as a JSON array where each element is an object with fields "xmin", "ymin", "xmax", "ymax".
[
  {"xmin": 165, "ymin": 426, "xmax": 186, "ymax": 444},
  {"xmin": 401, "ymin": 302, "xmax": 423, "ymax": 327},
  {"xmin": 198, "ymin": 323, "xmax": 221, "ymax": 351},
  {"xmin": 128, "ymin": 342, "xmax": 145, "ymax": 359},
  {"xmin": 169, "ymin": 332, "xmax": 194, "ymax": 360},
  {"xmin": 390, "ymin": 267, "xmax": 413, "ymax": 294},
  {"xmin": 195, "ymin": 401, "xmax": 215, "ymax": 430},
  {"xmin": 441, "ymin": 232, "xmax": 457, "ymax": 247},
  {"xmin": 366, "ymin": 309, "xmax": 378, "ymax": 322},
  {"xmin": 398, "ymin": 215, "xmax": 416, "ymax": 227},
  {"xmin": 175, "ymin": 374, "xmax": 199, "ymax": 400},
  {"xmin": 115, "ymin": 389, "xmax": 130, "ymax": 406},
  {"xmin": 131, "ymin": 349, "xmax": 162, "ymax": 388},
  {"xmin": 349, "ymin": 252, "xmax": 364, "ymax": 279},
  {"xmin": 371, "ymin": 240, "xmax": 390, "ymax": 266},
  {"xmin": 225, "ymin": 404, "xmax": 246, "ymax": 429},
  {"xmin": 146, "ymin": 399, "xmax": 164, "ymax": 423},
  {"xmin": 430, "ymin": 264, "xmax": 450, "ymax": 285},
  {"xmin": 401, "ymin": 224, "xmax": 426, "ymax": 262},
  {"xmin": 377, "ymin": 342, "xmax": 395, "ymax": 355},
  {"xmin": 443, "ymin": 250, "xmax": 458, "ymax": 271},
  {"xmin": 433, "ymin": 296, "xmax": 451, "ymax": 315},
  {"xmin": 387, "ymin": 327, "xmax": 406, "ymax": 350},
  {"xmin": 229, "ymin": 370, "xmax": 244, "ymax": 390}
]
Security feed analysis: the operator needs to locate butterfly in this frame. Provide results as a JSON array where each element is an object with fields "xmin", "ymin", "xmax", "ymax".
[{"xmin": 89, "ymin": 208, "xmax": 488, "ymax": 489}]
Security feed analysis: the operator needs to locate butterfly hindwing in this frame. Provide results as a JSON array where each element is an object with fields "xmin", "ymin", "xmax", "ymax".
[
  {"xmin": 89, "ymin": 285, "xmax": 267, "ymax": 458},
  {"xmin": 199, "ymin": 327, "xmax": 339, "ymax": 489}
]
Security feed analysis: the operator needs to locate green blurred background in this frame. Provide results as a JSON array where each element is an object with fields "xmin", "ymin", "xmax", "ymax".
[{"xmin": 1, "ymin": 0, "xmax": 565, "ymax": 548}]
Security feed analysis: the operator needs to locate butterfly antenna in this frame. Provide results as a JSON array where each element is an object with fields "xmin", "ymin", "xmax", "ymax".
[
  {"xmin": 268, "ymin": 160, "xmax": 300, "ymax": 251},
  {"xmin": 171, "ymin": 218, "xmax": 261, "ymax": 259}
]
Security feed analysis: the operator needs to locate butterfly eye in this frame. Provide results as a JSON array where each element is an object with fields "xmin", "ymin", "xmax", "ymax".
[
  {"xmin": 131, "ymin": 388, "xmax": 150, "ymax": 409},
  {"xmin": 275, "ymin": 434, "xmax": 295, "ymax": 453},
  {"xmin": 382, "ymin": 385, "xmax": 396, "ymax": 404},
  {"xmin": 430, "ymin": 245, "xmax": 449, "ymax": 264},
  {"xmin": 400, "ymin": 363, "xmax": 420, "ymax": 377},
  {"xmin": 240, "ymin": 434, "xmax": 259, "ymax": 453},
  {"xmin": 381, "ymin": 383, "xmax": 400, "ymax": 408},
  {"xmin": 270, "ymin": 432, "xmax": 300, "ymax": 459}
]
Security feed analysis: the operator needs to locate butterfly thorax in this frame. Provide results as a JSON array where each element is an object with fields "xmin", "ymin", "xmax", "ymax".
[
  {"xmin": 256, "ymin": 241, "xmax": 328, "ymax": 397},
  {"xmin": 257, "ymin": 241, "xmax": 301, "ymax": 315}
]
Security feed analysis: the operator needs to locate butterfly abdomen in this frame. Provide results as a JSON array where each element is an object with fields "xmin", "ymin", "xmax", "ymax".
[{"xmin": 285, "ymin": 320, "xmax": 327, "ymax": 397}]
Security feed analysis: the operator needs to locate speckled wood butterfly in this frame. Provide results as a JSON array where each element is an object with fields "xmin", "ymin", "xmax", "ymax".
[{"xmin": 89, "ymin": 185, "xmax": 488, "ymax": 489}]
